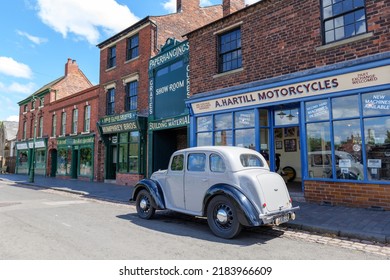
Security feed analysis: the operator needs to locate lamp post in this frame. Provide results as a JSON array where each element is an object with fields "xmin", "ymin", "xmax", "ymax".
[{"xmin": 28, "ymin": 96, "xmax": 37, "ymax": 183}]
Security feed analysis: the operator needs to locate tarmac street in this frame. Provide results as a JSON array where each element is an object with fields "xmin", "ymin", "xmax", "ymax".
[{"xmin": 0, "ymin": 173, "xmax": 390, "ymax": 246}]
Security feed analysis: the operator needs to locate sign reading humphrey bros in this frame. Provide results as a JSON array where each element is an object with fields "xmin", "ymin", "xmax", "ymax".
[{"xmin": 149, "ymin": 40, "xmax": 190, "ymax": 120}]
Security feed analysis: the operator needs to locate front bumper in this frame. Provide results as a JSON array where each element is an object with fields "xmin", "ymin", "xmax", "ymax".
[{"xmin": 259, "ymin": 206, "xmax": 300, "ymax": 225}]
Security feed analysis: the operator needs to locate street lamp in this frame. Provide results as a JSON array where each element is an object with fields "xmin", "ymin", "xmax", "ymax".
[{"xmin": 28, "ymin": 96, "xmax": 37, "ymax": 183}]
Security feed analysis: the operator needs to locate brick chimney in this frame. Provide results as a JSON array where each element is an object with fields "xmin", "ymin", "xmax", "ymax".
[
  {"xmin": 65, "ymin": 58, "xmax": 78, "ymax": 76},
  {"xmin": 222, "ymin": 0, "xmax": 245, "ymax": 17},
  {"xmin": 176, "ymin": 0, "xmax": 199, "ymax": 13}
]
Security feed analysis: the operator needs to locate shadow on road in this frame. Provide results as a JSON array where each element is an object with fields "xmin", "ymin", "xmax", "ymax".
[{"xmin": 117, "ymin": 211, "xmax": 285, "ymax": 246}]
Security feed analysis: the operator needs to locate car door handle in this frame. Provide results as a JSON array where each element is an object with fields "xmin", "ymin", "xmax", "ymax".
[{"xmin": 201, "ymin": 178, "xmax": 208, "ymax": 182}]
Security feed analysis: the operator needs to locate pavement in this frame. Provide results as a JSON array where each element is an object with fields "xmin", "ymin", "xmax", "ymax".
[{"xmin": 1, "ymin": 173, "xmax": 389, "ymax": 243}]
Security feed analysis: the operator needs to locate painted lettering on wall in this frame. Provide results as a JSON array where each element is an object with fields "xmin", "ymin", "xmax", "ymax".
[{"xmin": 156, "ymin": 80, "xmax": 185, "ymax": 96}]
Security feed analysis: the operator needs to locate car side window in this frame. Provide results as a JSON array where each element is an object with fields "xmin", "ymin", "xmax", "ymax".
[
  {"xmin": 187, "ymin": 153, "xmax": 206, "ymax": 172},
  {"xmin": 210, "ymin": 154, "xmax": 226, "ymax": 173},
  {"xmin": 170, "ymin": 154, "xmax": 184, "ymax": 171}
]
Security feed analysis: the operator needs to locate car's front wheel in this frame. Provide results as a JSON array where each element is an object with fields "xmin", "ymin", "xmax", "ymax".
[
  {"xmin": 135, "ymin": 189, "xmax": 156, "ymax": 219},
  {"xmin": 207, "ymin": 195, "xmax": 242, "ymax": 239}
]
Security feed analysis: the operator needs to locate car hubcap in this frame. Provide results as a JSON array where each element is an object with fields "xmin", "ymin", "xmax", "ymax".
[
  {"xmin": 140, "ymin": 197, "xmax": 148, "ymax": 211},
  {"xmin": 216, "ymin": 209, "xmax": 228, "ymax": 224}
]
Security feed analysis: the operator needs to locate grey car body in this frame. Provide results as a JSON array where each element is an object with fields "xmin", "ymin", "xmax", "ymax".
[{"xmin": 131, "ymin": 146, "xmax": 299, "ymax": 238}]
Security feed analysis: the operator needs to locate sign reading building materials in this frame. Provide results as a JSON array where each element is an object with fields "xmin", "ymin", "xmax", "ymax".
[{"xmin": 190, "ymin": 65, "xmax": 390, "ymax": 114}]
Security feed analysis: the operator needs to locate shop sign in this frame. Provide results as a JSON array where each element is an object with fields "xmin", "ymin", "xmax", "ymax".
[
  {"xmin": 101, "ymin": 121, "xmax": 138, "ymax": 134},
  {"xmin": 99, "ymin": 112, "xmax": 136, "ymax": 125},
  {"xmin": 149, "ymin": 41, "xmax": 189, "ymax": 70},
  {"xmin": 16, "ymin": 143, "xmax": 28, "ymax": 150},
  {"xmin": 149, "ymin": 115, "xmax": 190, "ymax": 131},
  {"xmin": 73, "ymin": 136, "xmax": 94, "ymax": 145},
  {"xmin": 191, "ymin": 65, "xmax": 390, "ymax": 114}
]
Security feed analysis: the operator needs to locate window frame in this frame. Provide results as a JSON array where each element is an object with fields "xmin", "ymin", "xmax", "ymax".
[
  {"xmin": 106, "ymin": 88, "xmax": 115, "ymax": 116},
  {"xmin": 320, "ymin": 0, "xmax": 367, "ymax": 44},
  {"xmin": 61, "ymin": 112, "xmax": 66, "ymax": 136},
  {"xmin": 125, "ymin": 80, "xmax": 138, "ymax": 112},
  {"xmin": 52, "ymin": 114, "xmax": 57, "ymax": 137},
  {"xmin": 126, "ymin": 34, "xmax": 139, "ymax": 61},
  {"xmin": 72, "ymin": 108, "xmax": 78, "ymax": 134},
  {"xmin": 84, "ymin": 105, "xmax": 91, "ymax": 132},
  {"xmin": 217, "ymin": 27, "xmax": 242, "ymax": 73},
  {"xmin": 107, "ymin": 45, "xmax": 116, "ymax": 69}
]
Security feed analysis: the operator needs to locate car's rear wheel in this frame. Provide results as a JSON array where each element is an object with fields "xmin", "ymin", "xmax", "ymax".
[
  {"xmin": 136, "ymin": 189, "xmax": 156, "ymax": 219},
  {"xmin": 207, "ymin": 195, "xmax": 242, "ymax": 239}
]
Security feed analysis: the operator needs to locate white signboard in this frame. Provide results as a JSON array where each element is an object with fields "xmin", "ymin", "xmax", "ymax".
[
  {"xmin": 339, "ymin": 159, "xmax": 352, "ymax": 168},
  {"xmin": 367, "ymin": 159, "xmax": 382, "ymax": 168}
]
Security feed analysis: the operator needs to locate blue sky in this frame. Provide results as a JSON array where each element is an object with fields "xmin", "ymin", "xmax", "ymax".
[{"xmin": 0, "ymin": 0, "xmax": 258, "ymax": 122}]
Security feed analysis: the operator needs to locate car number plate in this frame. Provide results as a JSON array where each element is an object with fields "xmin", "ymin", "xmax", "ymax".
[{"xmin": 278, "ymin": 214, "xmax": 289, "ymax": 224}]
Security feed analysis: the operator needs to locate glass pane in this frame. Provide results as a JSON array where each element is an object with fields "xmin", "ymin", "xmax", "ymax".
[
  {"xmin": 362, "ymin": 91, "xmax": 390, "ymax": 116},
  {"xmin": 215, "ymin": 130, "xmax": 233, "ymax": 146},
  {"xmin": 306, "ymin": 100, "xmax": 330, "ymax": 121},
  {"xmin": 335, "ymin": 26, "xmax": 345, "ymax": 40},
  {"xmin": 275, "ymin": 108, "xmax": 299, "ymax": 126},
  {"xmin": 334, "ymin": 16, "xmax": 344, "ymax": 28},
  {"xmin": 214, "ymin": 113, "xmax": 232, "ymax": 130},
  {"xmin": 307, "ymin": 122, "xmax": 332, "ymax": 178},
  {"xmin": 332, "ymin": 95, "xmax": 359, "ymax": 119},
  {"xmin": 355, "ymin": 20, "xmax": 366, "ymax": 34},
  {"xmin": 187, "ymin": 153, "xmax": 206, "ymax": 172},
  {"xmin": 197, "ymin": 116, "xmax": 212, "ymax": 132},
  {"xmin": 235, "ymin": 110, "xmax": 254, "ymax": 128},
  {"xmin": 235, "ymin": 128, "xmax": 255, "ymax": 149},
  {"xmin": 365, "ymin": 116, "xmax": 390, "ymax": 181},
  {"xmin": 259, "ymin": 109, "xmax": 268, "ymax": 126},
  {"xmin": 325, "ymin": 30, "xmax": 335, "ymax": 43},
  {"xmin": 197, "ymin": 132, "xmax": 212, "ymax": 146},
  {"xmin": 80, "ymin": 147, "xmax": 93, "ymax": 176},
  {"xmin": 323, "ymin": 6, "xmax": 333, "ymax": 18},
  {"xmin": 118, "ymin": 144, "xmax": 128, "ymax": 172},
  {"xmin": 170, "ymin": 154, "xmax": 184, "ymax": 171},
  {"xmin": 129, "ymin": 143, "xmax": 138, "ymax": 173},
  {"xmin": 130, "ymin": 131, "xmax": 139, "ymax": 142},
  {"xmin": 240, "ymin": 154, "xmax": 264, "ymax": 167},
  {"xmin": 210, "ymin": 154, "xmax": 226, "ymax": 173},
  {"xmin": 119, "ymin": 132, "xmax": 128, "ymax": 143},
  {"xmin": 325, "ymin": 19, "xmax": 334, "ymax": 31},
  {"xmin": 333, "ymin": 119, "xmax": 363, "ymax": 180}
]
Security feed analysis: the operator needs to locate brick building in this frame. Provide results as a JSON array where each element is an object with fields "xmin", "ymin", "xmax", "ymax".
[
  {"xmin": 186, "ymin": 0, "xmax": 390, "ymax": 209},
  {"xmin": 96, "ymin": 0, "xmax": 245, "ymax": 185},
  {"xmin": 16, "ymin": 59, "xmax": 94, "ymax": 178}
]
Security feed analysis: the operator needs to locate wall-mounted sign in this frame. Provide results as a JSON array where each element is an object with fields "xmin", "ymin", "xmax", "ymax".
[
  {"xmin": 190, "ymin": 65, "xmax": 390, "ymax": 114},
  {"xmin": 148, "ymin": 115, "xmax": 190, "ymax": 131},
  {"xmin": 100, "ymin": 112, "xmax": 136, "ymax": 125},
  {"xmin": 101, "ymin": 121, "xmax": 138, "ymax": 134}
]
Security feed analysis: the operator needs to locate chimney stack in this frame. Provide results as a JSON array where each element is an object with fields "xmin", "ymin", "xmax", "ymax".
[
  {"xmin": 65, "ymin": 58, "xmax": 78, "ymax": 76},
  {"xmin": 222, "ymin": 0, "xmax": 245, "ymax": 17},
  {"xmin": 176, "ymin": 0, "xmax": 199, "ymax": 13}
]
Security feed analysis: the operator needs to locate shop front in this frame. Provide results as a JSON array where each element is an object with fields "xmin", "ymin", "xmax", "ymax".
[
  {"xmin": 98, "ymin": 112, "xmax": 147, "ymax": 186},
  {"xmin": 15, "ymin": 139, "xmax": 47, "ymax": 176},
  {"xmin": 148, "ymin": 39, "xmax": 190, "ymax": 176},
  {"xmin": 187, "ymin": 58, "xmax": 390, "ymax": 210},
  {"xmin": 55, "ymin": 135, "xmax": 95, "ymax": 180}
]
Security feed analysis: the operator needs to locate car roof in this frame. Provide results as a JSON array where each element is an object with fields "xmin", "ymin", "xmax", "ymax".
[{"xmin": 172, "ymin": 146, "xmax": 268, "ymax": 171}]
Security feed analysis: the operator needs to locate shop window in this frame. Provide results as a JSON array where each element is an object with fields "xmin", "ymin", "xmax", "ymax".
[
  {"xmin": 79, "ymin": 147, "xmax": 92, "ymax": 176},
  {"xmin": 118, "ymin": 131, "xmax": 140, "ymax": 173},
  {"xmin": 321, "ymin": 0, "xmax": 367, "ymax": 44},
  {"xmin": 305, "ymin": 92, "xmax": 390, "ymax": 182},
  {"xmin": 57, "ymin": 148, "xmax": 71, "ymax": 175},
  {"xmin": 125, "ymin": 80, "xmax": 138, "ymax": 112},
  {"xmin": 52, "ymin": 114, "xmax": 57, "ymax": 137},
  {"xmin": 107, "ymin": 88, "xmax": 115, "ymax": 115},
  {"xmin": 35, "ymin": 149, "xmax": 46, "ymax": 170},
  {"xmin": 235, "ymin": 110, "xmax": 255, "ymax": 149},
  {"xmin": 84, "ymin": 105, "xmax": 90, "ymax": 132},
  {"xmin": 218, "ymin": 28, "xmax": 242, "ymax": 73},
  {"xmin": 107, "ymin": 46, "xmax": 116, "ymax": 68},
  {"xmin": 18, "ymin": 151, "xmax": 29, "ymax": 170},
  {"xmin": 275, "ymin": 108, "xmax": 299, "ymax": 126},
  {"xmin": 126, "ymin": 34, "xmax": 139, "ymax": 61}
]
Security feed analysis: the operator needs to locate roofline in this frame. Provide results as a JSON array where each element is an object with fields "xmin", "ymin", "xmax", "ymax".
[{"xmin": 97, "ymin": 16, "xmax": 151, "ymax": 48}]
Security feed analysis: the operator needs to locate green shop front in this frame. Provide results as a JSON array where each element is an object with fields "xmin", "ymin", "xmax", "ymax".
[
  {"xmin": 16, "ymin": 139, "xmax": 47, "ymax": 176},
  {"xmin": 55, "ymin": 135, "xmax": 95, "ymax": 180},
  {"xmin": 148, "ymin": 39, "xmax": 190, "ymax": 176},
  {"xmin": 98, "ymin": 112, "xmax": 147, "ymax": 185}
]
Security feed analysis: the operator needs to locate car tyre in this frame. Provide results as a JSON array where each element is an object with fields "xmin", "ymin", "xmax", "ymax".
[
  {"xmin": 207, "ymin": 195, "xmax": 242, "ymax": 239},
  {"xmin": 136, "ymin": 189, "xmax": 156, "ymax": 219}
]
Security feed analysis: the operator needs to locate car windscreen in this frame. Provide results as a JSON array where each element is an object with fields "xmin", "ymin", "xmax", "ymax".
[{"xmin": 240, "ymin": 154, "xmax": 264, "ymax": 167}]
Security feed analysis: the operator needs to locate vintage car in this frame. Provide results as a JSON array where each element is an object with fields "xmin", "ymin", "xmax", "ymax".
[{"xmin": 130, "ymin": 146, "xmax": 299, "ymax": 239}]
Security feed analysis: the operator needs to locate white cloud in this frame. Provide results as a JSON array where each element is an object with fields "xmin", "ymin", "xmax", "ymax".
[
  {"xmin": 36, "ymin": 0, "xmax": 139, "ymax": 45},
  {"xmin": 16, "ymin": 30, "xmax": 48, "ymax": 45},
  {"xmin": 162, "ymin": 0, "xmax": 176, "ymax": 13},
  {"xmin": 0, "ymin": 81, "xmax": 36, "ymax": 94},
  {"xmin": 246, "ymin": 0, "xmax": 261, "ymax": 5},
  {"xmin": 0, "ymin": 57, "xmax": 33, "ymax": 79},
  {"xmin": 6, "ymin": 115, "xmax": 19, "ymax": 122}
]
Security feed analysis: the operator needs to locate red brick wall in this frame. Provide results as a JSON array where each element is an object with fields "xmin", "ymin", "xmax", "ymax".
[
  {"xmin": 305, "ymin": 181, "xmax": 390, "ymax": 210},
  {"xmin": 187, "ymin": 0, "xmax": 390, "ymax": 95},
  {"xmin": 116, "ymin": 173, "xmax": 144, "ymax": 186}
]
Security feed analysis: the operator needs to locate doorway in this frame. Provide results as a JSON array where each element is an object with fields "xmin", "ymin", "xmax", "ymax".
[
  {"xmin": 272, "ymin": 107, "xmax": 302, "ymax": 192},
  {"xmin": 50, "ymin": 149, "xmax": 57, "ymax": 177},
  {"xmin": 106, "ymin": 144, "xmax": 117, "ymax": 180}
]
